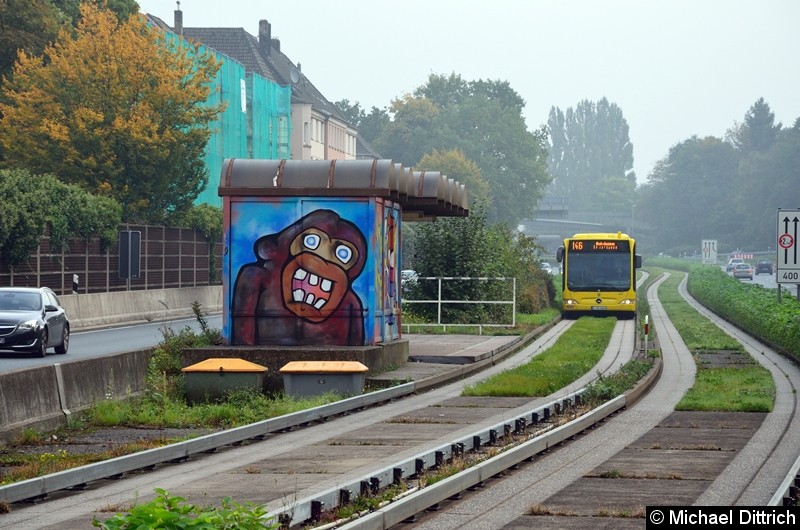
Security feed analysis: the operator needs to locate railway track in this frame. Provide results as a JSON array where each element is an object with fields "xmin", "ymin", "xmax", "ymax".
[
  {"xmin": 1, "ymin": 272, "xmax": 798, "ymax": 529},
  {"xmin": 388, "ymin": 272, "xmax": 800, "ymax": 530}
]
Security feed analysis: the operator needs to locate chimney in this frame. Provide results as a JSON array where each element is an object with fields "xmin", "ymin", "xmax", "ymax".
[
  {"xmin": 259, "ymin": 20, "xmax": 271, "ymax": 54},
  {"xmin": 174, "ymin": 1, "xmax": 183, "ymax": 35}
]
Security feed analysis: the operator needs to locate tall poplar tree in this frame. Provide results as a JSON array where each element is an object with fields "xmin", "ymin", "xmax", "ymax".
[{"xmin": 547, "ymin": 97, "xmax": 635, "ymax": 214}]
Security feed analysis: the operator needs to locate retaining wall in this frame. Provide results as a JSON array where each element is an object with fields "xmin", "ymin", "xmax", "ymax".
[{"xmin": 60, "ymin": 285, "xmax": 223, "ymax": 330}]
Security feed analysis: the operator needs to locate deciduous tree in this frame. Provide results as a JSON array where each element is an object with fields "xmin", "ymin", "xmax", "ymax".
[
  {"xmin": 373, "ymin": 74, "xmax": 551, "ymax": 227},
  {"xmin": 417, "ymin": 148, "xmax": 490, "ymax": 209},
  {"xmin": 547, "ymin": 97, "xmax": 635, "ymax": 213},
  {"xmin": 0, "ymin": 1, "xmax": 140, "ymax": 85},
  {"xmin": 725, "ymin": 97, "xmax": 782, "ymax": 153},
  {"xmin": 0, "ymin": 2, "xmax": 222, "ymax": 223},
  {"xmin": 0, "ymin": 168, "xmax": 121, "ymax": 268},
  {"xmin": 0, "ymin": 0, "xmax": 63, "ymax": 83},
  {"xmin": 334, "ymin": 98, "xmax": 391, "ymax": 156},
  {"xmin": 637, "ymin": 136, "xmax": 739, "ymax": 254}
]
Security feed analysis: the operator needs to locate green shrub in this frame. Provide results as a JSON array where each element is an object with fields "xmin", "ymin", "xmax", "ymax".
[{"xmin": 92, "ymin": 488, "xmax": 278, "ymax": 529}]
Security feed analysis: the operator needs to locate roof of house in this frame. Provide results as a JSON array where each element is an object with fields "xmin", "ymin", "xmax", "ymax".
[
  {"xmin": 181, "ymin": 26, "xmax": 280, "ymax": 84},
  {"xmin": 153, "ymin": 10, "xmax": 349, "ymax": 125},
  {"xmin": 356, "ymin": 135, "xmax": 382, "ymax": 160}
]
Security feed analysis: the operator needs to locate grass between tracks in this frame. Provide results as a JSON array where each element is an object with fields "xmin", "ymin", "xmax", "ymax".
[
  {"xmin": 463, "ymin": 317, "xmax": 615, "ymax": 397},
  {"xmin": 463, "ymin": 265, "xmax": 775, "ymax": 413},
  {"xmin": 650, "ymin": 267, "xmax": 775, "ymax": 412},
  {"xmin": 461, "ymin": 315, "xmax": 654, "ymax": 405}
]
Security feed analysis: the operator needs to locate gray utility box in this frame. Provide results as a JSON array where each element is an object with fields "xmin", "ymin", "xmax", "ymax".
[
  {"xmin": 182, "ymin": 358, "xmax": 267, "ymax": 403},
  {"xmin": 279, "ymin": 361, "xmax": 369, "ymax": 398}
]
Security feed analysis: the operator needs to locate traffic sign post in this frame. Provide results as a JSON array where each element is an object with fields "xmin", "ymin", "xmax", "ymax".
[
  {"xmin": 701, "ymin": 239, "xmax": 717, "ymax": 265},
  {"xmin": 776, "ymin": 209, "xmax": 800, "ymax": 291}
]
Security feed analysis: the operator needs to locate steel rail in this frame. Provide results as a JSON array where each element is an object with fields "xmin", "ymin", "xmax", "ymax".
[{"xmin": 0, "ymin": 383, "xmax": 415, "ymax": 505}]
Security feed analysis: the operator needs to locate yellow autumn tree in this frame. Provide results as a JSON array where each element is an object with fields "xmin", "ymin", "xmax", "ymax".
[{"xmin": 0, "ymin": 2, "xmax": 223, "ymax": 223}]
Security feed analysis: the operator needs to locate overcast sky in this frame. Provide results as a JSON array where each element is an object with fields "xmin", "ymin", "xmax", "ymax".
[{"xmin": 137, "ymin": 0, "xmax": 800, "ymax": 184}]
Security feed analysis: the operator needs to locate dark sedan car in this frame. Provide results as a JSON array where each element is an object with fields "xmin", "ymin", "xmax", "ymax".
[
  {"xmin": 0, "ymin": 287, "xmax": 69, "ymax": 357},
  {"xmin": 755, "ymin": 260, "xmax": 774, "ymax": 274}
]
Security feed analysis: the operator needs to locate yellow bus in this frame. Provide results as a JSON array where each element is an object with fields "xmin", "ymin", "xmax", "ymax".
[{"xmin": 555, "ymin": 232, "xmax": 642, "ymax": 319}]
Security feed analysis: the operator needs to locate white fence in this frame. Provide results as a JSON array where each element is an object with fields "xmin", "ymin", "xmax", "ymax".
[{"xmin": 401, "ymin": 276, "xmax": 516, "ymax": 334}]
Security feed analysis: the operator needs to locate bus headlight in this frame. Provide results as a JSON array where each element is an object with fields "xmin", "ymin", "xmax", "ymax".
[
  {"xmin": 619, "ymin": 299, "xmax": 634, "ymax": 305},
  {"xmin": 564, "ymin": 299, "xmax": 578, "ymax": 307}
]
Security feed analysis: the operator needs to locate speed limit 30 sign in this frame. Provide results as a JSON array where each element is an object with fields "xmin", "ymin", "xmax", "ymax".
[{"xmin": 777, "ymin": 209, "xmax": 800, "ymax": 284}]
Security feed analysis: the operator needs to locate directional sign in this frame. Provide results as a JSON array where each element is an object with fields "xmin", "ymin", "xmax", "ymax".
[
  {"xmin": 701, "ymin": 239, "xmax": 717, "ymax": 265},
  {"xmin": 776, "ymin": 209, "xmax": 800, "ymax": 284}
]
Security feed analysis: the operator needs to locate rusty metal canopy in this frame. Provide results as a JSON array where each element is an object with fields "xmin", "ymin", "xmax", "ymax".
[{"xmin": 218, "ymin": 158, "xmax": 469, "ymax": 220}]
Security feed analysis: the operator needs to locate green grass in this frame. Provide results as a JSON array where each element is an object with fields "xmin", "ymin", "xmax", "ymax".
[
  {"xmin": 0, "ymin": 440, "xmax": 170, "ymax": 486},
  {"xmin": 581, "ymin": 359, "xmax": 654, "ymax": 406},
  {"xmin": 676, "ymin": 367, "xmax": 775, "ymax": 412},
  {"xmin": 462, "ymin": 316, "xmax": 617, "ymax": 397},
  {"xmin": 516, "ymin": 308, "xmax": 561, "ymax": 328},
  {"xmin": 402, "ymin": 307, "xmax": 560, "ymax": 336},
  {"xmin": 651, "ymin": 267, "xmax": 775, "ymax": 412},
  {"xmin": 86, "ymin": 387, "xmax": 341, "ymax": 429},
  {"xmin": 655, "ymin": 269, "xmax": 743, "ymax": 351}
]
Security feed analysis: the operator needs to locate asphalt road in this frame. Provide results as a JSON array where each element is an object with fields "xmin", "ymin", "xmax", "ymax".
[{"xmin": 0, "ymin": 314, "xmax": 223, "ymax": 374}]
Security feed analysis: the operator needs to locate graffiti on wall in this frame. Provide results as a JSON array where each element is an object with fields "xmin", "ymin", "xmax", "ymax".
[
  {"xmin": 230, "ymin": 209, "xmax": 367, "ymax": 346},
  {"xmin": 383, "ymin": 208, "xmax": 399, "ymax": 337}
]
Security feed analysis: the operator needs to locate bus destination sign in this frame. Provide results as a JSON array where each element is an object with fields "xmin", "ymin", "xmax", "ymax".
[{"xmin": 570, "ymin": 239, "xmax": 630, "ymax": 252}]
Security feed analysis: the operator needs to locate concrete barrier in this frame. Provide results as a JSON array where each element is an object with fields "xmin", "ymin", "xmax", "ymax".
[
  {"xmin": 61, "ymin": 286, "xmax": 222, "ymax": 330},
  {"xmin": 1, "ymin": 285, "xmax": 410, "ymax": 443},
  {"xmin": 0, "ymin": 350, "xmax": 151, "ymax": 444},
  {"xmin": 0, "ymin": 366, "xmax": 62, "ymax": 440},
  {"xmin": 1, "ymin": 286, "xmax": 219, "ymax": 443}
]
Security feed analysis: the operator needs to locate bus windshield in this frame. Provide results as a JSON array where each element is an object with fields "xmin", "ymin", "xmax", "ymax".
[{"xmin": 566, "ymin": 252, "xmax": 631, "ymax": 292}]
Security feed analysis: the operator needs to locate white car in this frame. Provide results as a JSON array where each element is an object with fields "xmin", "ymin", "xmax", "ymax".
[
  {"xmin": 726, "ymin": 258, "xmax": 744, "ymax": 272},
  {"xmin": 400, "ymin": 269, "xmax": 418, "ymax": 286}
]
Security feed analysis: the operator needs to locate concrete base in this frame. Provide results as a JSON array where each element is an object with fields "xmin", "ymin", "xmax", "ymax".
[{"xmin": 182, "ymin": 339, "xmax": 409, "ymax": 394}]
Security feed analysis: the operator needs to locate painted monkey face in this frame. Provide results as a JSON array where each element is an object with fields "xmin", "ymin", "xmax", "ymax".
[{"xmin": 281, "ymin": 228, "xmax": 360, "ymax": 322}]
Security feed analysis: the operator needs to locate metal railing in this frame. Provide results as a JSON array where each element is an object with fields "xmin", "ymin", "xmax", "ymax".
[{"xmin": 401, "ymin": 276, "xmax": 516, "ymax": 334}]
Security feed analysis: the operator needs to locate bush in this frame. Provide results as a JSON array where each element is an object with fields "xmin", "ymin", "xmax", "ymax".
[{"xmin": 92, "ymin": 488, "xmax": 279, "ymax": 529}]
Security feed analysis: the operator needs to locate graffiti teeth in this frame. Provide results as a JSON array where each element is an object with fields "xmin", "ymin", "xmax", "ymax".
[{"xmin": 290, "ymin": 268, "xmax": 333, "ymax": 310}]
